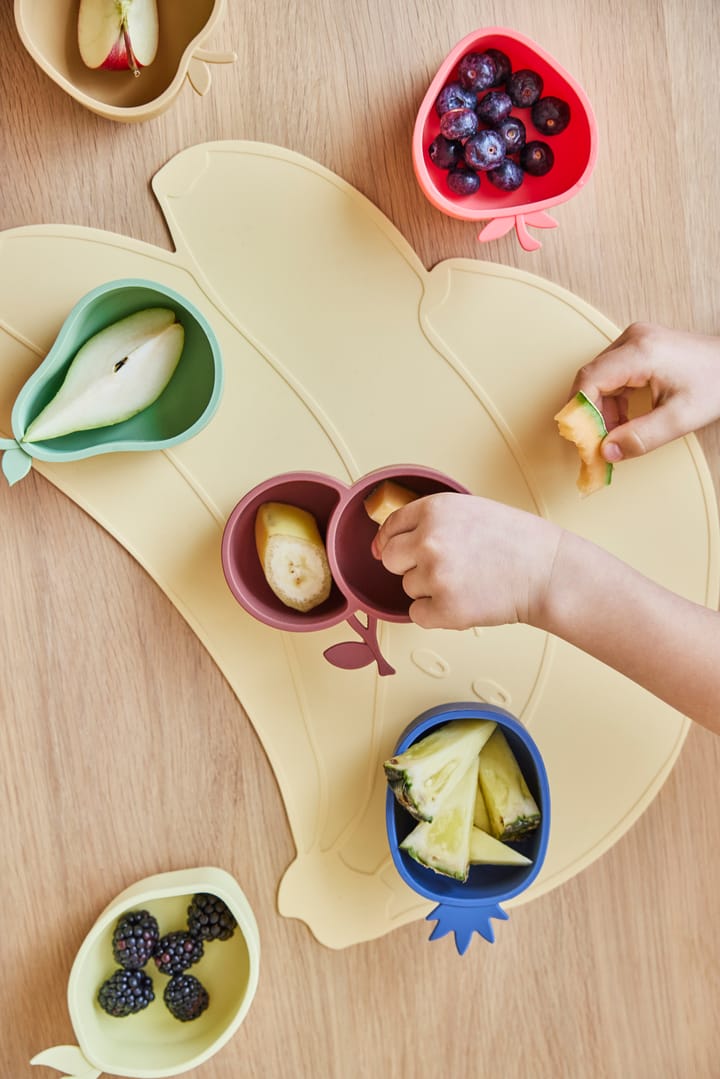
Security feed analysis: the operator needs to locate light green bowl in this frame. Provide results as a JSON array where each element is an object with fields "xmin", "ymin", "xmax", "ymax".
[
  {"xmin": 2, "ymin": 279, "xmax": 223, "ymax": 485},
  {"xmin": 31, "ymin": 867, "xmax": 260, "ymax": 1079}
]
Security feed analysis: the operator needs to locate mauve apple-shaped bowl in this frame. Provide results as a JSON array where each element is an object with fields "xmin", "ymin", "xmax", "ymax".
[
  {"xmin": 221, "ymin": 464, "xmax": 469, "ymax": 634},
  {"xmin": 325, "ymin": 464, "xmax": 469, "ymax": 623},
  {"xmin": 5, "ymin": 278, "xmax": 223, "ymax": 482},
  {"xmin": 221, "ymin": 471, "xmax": 353, "ymax": 634},
  {"xmin": 30, "ymin": 867, "xmax": 260, "ymax": 1079},
  {"xmin": 386, "ymin": 703, "xmax": 551, "ymax": 952},
  {"xmin": 13, "ymin": 0, "xmax": 235, "ymax": 122},
  {"xmin": 412, "ymin": 27, "xmax": 598, "ymax": 251}
]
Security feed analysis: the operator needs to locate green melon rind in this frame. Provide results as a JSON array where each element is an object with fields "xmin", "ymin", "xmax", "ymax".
[{"xmin": 555, "ymin": 390, "xmax": 613, "ymax": 495}]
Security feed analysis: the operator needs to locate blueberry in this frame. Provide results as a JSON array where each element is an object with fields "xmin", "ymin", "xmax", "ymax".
[
  {"xmin": 495, "ymin": 116, "xmax": 526, "ymax": 153},
  {"xmin": 447, "ymin": 169, "xmax": 481, "ymax": 196},
  {"xmin": 476, "ymin": 91, "xmax": 512, "ymax": 127},
  {"xmin": 464, "ymin": 129, "xmax": 506, "ymax": 171},
  {"xmin": 519, "ymin": 140, "xmax": 555, "ymax": 176},
  {"xmin": 486, "ymin": 159, "xmax": 525, "ymax": 191},
  {"xmin": 457, "ymin": 52, "xmax": 497, "ymax": 94},
  {"xmin": 435, "ymin": 81, "xmax": 478, "ymax": 117},
  {"xmin": 439, "ymin": 107, "xmax": 478, "ymax": 141},
  {"xmin": 507, "ymin": 69, "xmax": 544, "ymax": 108},
  {"xmin": 428, "ymin": 135, "xmax": 464, "ymax": 170},
  {"xmin": 486, "ymin": 48, "xmax": 512, "ymax": 87},
  {"xmin": 531, "ymin": 96, "xmax": 571, "ymax": 135}
]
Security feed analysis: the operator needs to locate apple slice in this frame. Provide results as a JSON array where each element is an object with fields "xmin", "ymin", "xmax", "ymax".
[
  {"xmin": 78, "ymin": 0, "xmax": 159, "ymax": 77},
  {"xmin": 23, "ymin": 308, "xmax": 184, "ymax": 443}
]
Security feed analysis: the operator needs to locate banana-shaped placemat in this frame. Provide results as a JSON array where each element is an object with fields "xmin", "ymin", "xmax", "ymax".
[{"xmin": 1, "ymin": 142, "xmax": 716, "ymax": 948}]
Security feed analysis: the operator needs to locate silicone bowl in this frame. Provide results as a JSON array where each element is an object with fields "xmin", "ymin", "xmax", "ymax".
[
  {"xmin": 31, "ymin": 867, "xmax": 260, "ymax": 1079},
  {"xmin": 221, "ymin": 471, "xmax": 352, "ymax": 633},
  {"xmin": 326, "ymin": 464, "xmax": 469, "ymax": 623},
  {"xmin": 13, "ymin": 0, "xmax": 236, "ymax": 122},
  {"xmin": 412, "ymin": 27, "xmax": 598, "ymax": 251},
  {"xmin": 221, "ymin": 464, "xmax": 468, "ymax": 633},
  {"xmin": 2, "ymin": 278, "xmax": 223, "ymax": 485},
  {"xmin": 386, "ymin": 703, "xmax": 550, "ymax": 953}
]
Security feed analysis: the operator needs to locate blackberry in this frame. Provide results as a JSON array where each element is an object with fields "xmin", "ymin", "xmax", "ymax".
[
  {"xmin": 153, "ymin": 931, "xmax": 204, "ymax": 975},
  {"xmin": 164, "ymin": 974, "xmax": 210, "ymax": 1022},
  {"xmin": 97, "ymin": 969, "xmax": 154, "ymax": 1017},
  {"xmin": 187, "ymin": 893, "xmax": 237, "ymax": 942},
  {"xmin": 112, "ymin": 910, "xmax": 159, "ymax": 970}
]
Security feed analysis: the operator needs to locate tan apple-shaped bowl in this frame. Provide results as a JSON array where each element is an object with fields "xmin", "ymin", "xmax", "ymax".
[{"xmin": 13, "ymin": 0, "xmax": 236, "ymax": 122}]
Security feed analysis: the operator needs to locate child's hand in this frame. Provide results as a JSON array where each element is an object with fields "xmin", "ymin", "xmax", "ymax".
[
  {"xmin": 572, "ymin": 322, "xmax": 720, "ymax": 462},
  {"xmin": 371, "ymin": 493, "xmax": 562, "ymax": 631}
]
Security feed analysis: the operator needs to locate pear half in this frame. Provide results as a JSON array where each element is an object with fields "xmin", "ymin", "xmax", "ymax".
[{"xmin": 23, "ymin": 308, "xmax": 184, "ymax": 443}]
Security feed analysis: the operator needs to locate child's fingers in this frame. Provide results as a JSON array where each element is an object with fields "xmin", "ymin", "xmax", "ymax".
[
  {"xmin": 374, "ymin": 530, "xmax": 418, "ymax": 576},
  {"xmin": 571, "ymin": 338, "xmax": 654, "ymax": 402},
  {"xmin": 601, "ymin": 398, "xmax": 691, "ymax": 460}
]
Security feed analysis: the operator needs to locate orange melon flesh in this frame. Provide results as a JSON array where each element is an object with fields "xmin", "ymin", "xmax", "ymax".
[
  {"xmin": 363, "ymin": 479, "xmax": 418, "ymax": 525},
  {"xmin": 554, "ymin": 391, "xmax": 613, "ymax": 496}
]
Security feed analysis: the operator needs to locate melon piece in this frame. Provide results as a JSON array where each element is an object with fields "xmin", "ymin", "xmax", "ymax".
[
  {"xmin": 554, "ymin": 390, "xmax": 612, "ymax": 496},
  {"xmin": 363, "ymin": 479, "xmax": 418, "ymax": 525}
]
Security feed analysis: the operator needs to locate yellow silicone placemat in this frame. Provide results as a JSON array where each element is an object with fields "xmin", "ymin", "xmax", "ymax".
[{"xmin": 0, "ymin": 142, "xmax": 717, "ymax": 948}]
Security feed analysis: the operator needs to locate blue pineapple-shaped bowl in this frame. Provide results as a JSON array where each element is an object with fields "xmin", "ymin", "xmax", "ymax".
[{"xmin": 385, "ymin": 703, "xmax": 551, "ymax": 955}]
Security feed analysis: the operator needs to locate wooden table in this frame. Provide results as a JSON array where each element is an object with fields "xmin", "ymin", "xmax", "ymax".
[{"xmin": 2, "ymin": 2, "xmax": 718, "ymax": 1076}]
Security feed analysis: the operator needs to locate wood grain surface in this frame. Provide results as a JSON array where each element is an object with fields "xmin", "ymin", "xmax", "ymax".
[{"xmin": 1, "ymin": 2, "xmax": 718, "ymax": 1077}]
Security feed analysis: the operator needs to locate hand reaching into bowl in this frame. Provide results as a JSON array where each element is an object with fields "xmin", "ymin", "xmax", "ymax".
[{"xmin": 372, "ymin": 323, "xmax": 720, "ymax": 735}]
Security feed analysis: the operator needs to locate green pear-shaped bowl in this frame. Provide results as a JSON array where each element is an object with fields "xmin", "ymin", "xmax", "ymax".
[
  {"xmin": 31, "ymin": 867, "xmax": 260, "ymax": 1079},
  {"xmin": 3, "ymin": 278, "xmax": 223, "ymax": 484}
]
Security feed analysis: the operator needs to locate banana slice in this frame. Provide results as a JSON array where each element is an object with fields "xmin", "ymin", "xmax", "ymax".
[{"xmin": 255, "ymin": 502, "xmax": 332, "ymax": 613}]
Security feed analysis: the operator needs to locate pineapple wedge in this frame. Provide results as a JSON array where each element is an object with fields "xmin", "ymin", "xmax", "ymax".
[
  {"xmin": 478, "ymin": 729, "xmax": 541, "ymax": 841},
  {"xmin": 400, "ymin": 757, "xmax": 479, "ymax": 880},
  {"xmin": 384, "ymin": 719, "xmax": 496, "ymax": 822},
  {"xmin": 473, "ymin": 781, "xmax": 491, "ymax": 832},
  {"xmin": 469, "ymin": 827, "xmax": 532, "ymax": 867}
]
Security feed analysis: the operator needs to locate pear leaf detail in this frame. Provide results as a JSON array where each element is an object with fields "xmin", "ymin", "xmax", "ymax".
[
  {"xmin": 30, "ymin": 1044, "xmax": 101, "ymax": 1078},
  {"xmin": 1, "ymin": 443, "xmax": 33, "ymax": 486}
]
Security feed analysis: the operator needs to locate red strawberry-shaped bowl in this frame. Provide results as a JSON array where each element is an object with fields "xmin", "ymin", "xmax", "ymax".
[{"xmin": 412, "ymin": 27, "xmax": 598, "ymax": 251}]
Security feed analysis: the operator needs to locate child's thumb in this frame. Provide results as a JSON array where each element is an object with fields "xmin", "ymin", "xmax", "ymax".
[{"xmin": 601, "ymin": 404, "xmax": 686, "ymax": 462}]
